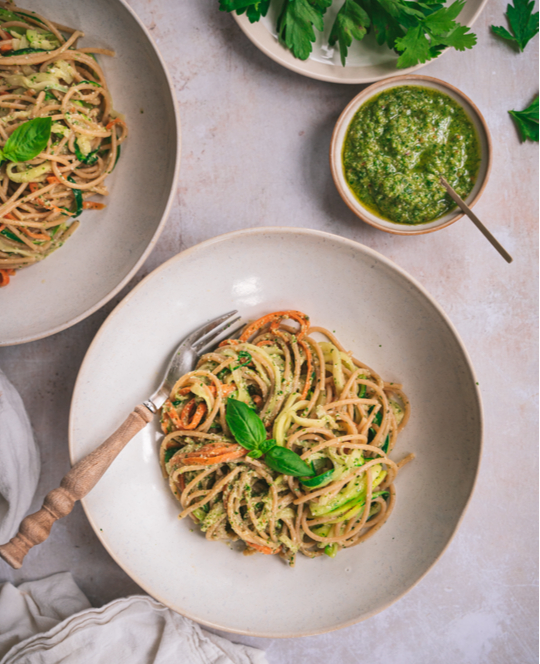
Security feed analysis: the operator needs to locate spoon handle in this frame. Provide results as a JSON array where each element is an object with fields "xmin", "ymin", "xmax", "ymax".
[
  {"xmin": 440, "ymin": 178, "xmax": 513, "ymax": 264},
  {"xmin": 0, "ymin": 404, "xmax": 154, "ymax": 569}
]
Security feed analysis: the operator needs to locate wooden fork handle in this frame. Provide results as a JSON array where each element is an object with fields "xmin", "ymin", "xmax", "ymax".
[{"xmin": 0, "ymin": 404, "xmax": 154, "ymax": 569}]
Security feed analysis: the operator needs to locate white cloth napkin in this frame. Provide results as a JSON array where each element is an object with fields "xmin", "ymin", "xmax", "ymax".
[
  {"xmin": 0, "ymin": 573, "xmax": 267, "ymax": 664},
  {"xmin": 0, "ymin": 369, "xmax": 40, "ymax": 544}
]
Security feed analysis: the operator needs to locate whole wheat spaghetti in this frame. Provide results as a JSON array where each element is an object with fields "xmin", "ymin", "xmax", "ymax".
[
  {"xmin": 0, "ymin": 2, "xmax": 127, "ymax": 288},
  {"xmin": 160, "ymin": 311, "xmax": 413, "ymax": 566}
]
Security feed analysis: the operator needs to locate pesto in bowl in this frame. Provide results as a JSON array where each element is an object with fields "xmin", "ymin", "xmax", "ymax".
[{"xmin": 342, "ymin": 86, "xmax": 481, "ymax": 225}]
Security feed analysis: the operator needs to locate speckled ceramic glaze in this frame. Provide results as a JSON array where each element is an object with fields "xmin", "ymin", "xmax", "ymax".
[
  {"xmin": 0, "ymin": 0, "xmax": 180, "ymax": 346},
  {"xmin": 330, "ymin": 75, "xmax": 491, "ymax": 235},
  {"xmin": 69, "ymin": 228, "xmax": 483, "ymax": 637}
]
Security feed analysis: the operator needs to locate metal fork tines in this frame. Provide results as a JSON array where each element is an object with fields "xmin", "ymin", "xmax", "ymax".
[{"xmin": 146, "ymin": 310, "xmax": 242, "ymax": 412}]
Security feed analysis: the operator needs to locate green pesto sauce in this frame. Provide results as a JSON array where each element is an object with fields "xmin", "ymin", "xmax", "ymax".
[{"xmin": 342, "ymin": 86, "xmax": 481, "ymax": 225}]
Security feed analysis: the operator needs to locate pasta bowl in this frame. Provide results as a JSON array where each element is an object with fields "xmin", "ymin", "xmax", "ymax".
[
  {"xmin": 330, "ymin": 75, "xmax": 492, "ymax": 235},
  {"xmin": 0, "ymin": 0, "xmax": 180, "ymax": 346},
  {"xmin": 70, "ymin": 227, "xmax": 482, "ymax": 637}
]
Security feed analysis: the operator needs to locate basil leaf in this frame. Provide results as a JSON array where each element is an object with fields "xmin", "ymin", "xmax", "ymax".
[
  {"xmin": 300, "ymin": 468, "xmax": 334, "ymax": 488},
  {"xmin": 75, "ymin": 140, "xmax": 99, "ymax": 166},
  {"xmin": 259, "ymin": 438, "xmax": 276, "ymax": 454},
  {"xmin": 226, "ymin": 397, "xmax": 266, "ymax": 451},
  {"xmin": 5, "ymin": 48, "xmax": 47, "ymax": 57},
  {"xmin": 264, "ymin": 446, "xmax": 315, "ymax": 477},
  {"xmin": 67, "ymin": 175, "xmax": 83, "ymax": 217},
  {"xmin": 3, "ymin": 117, "xmax": 52, "ymax": 163},
  {"xmin": 247, "ymin": 449, "xmax": 263, "ymax": 459}
]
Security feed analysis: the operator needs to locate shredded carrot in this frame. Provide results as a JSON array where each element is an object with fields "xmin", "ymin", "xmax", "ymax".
[
  {"xmin": 252, "ymin": 395, "xmax": 262, "ymax": 407},
  {"xmin": 0, "ymin": 268, "xmax": 15, "ymax": 287},
  {"xmin": 247, "ymin": 542, "xmax": 282, "ymax": 555},
  {"xmin": 175, "ymin": 383, "xmax": 235, "ymax": 399},
  {"xmin": 240, "ymin": 311, "xmax": 309, "ymax": 343},
  {"xmin": 82, "ymin": 201, "xmax": 106, "ymax": 210},
  {"xmin": 180, "ymin": 398, "xmax": 207, "ymax": 430},
  {"xmin": 0, "ymin": 224, "xmax": 4, "ymax": 232},
  {"xmin": 46, "ymin": 176, "xmax": 59, "ymax": 185},
  {"xmin": 299, "ymin": 340, "xmax": 312, "ymax": 400},
  {"xmin": 105, "ymin": 118, "xmax": 126, "ymax": 131},
  {"xmin": 181, "ymin": 442, "xmax": 247, "ymax": 466},
  {"xmin": 0, "ymin": 43, "xmax": 12, "ymax": 52},
  {"xmin": 20, "ymin": 227, "xmax": 49, "ymax": 240},
  {"xmin": 4, "ymin": 212, "xmax": 16, "ymax": 220},
  {"xmin": 218, "ymin": 338, "xmax": 239, "ymax": 347}
]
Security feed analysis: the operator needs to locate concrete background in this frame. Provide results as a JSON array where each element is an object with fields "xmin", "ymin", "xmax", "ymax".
[{"xmin": 0, "ymin": 1, "xmax": 538, "ymax": 662}]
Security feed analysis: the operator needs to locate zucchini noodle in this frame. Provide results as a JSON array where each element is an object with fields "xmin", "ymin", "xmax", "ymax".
[
  {"xmin": 160, "ymin": 311, "xmax": 413, "ymax": 566},
  {"xmin": 0, "ymin": 2, "xmax": 127, "ymax": 287}
]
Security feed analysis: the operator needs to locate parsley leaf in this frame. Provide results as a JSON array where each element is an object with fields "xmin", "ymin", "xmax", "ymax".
[
  {"xmin": 218, "ymin": 0, "xmax": 476, "ymax": 67},
  {"xmin": 276, "ymin": 0, "xmax": 332, "ymax": 60},
  {"xmin": 329, "ymin": 0, "xmax": 371, "ymax": 65},
  {"xmin": 491, "ymin": 0, "xmax": 539, "ymax": 52},
  {"xmin": 509, "ymin": 96, "xmax": 539, "ymax": 142}
]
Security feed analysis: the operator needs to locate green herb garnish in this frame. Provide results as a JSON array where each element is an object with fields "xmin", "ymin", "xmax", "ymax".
[
  {"xmin": 219, "ymin": 0, "xmax": 476, "ymax": 68},
  {"xmin": 67, "ymin": 175, "xmax": 83, "ymax": 216},
  {"xmin": 231, "ymin": 351, "xmax": 252, "ymax": 370},
  {"xmin": 226, "ymin": 398, "xmax": 314, "ymax": 476},
  {"xmin": 491, "ymin": 0, "xmax": 539, "ymax": 52},
  {"xmin": 0, "ymin": 117, "xmax": 51, "ymax": 163},
  {"xmin": 164, "ymin": 447, "xmax": 181, "ymax": 463},
  {"xmin": 509, "ymin": 96, "xmax": 539, "ymax": 142},
  {"xmin": 75, "ymin": 140, "xmax": 99, "ymax": 166}
]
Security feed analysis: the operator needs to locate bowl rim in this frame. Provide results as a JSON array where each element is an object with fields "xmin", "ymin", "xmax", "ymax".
[
  {"xmin": 329, "ymin": 74, "xmax": 493, "ymax": 236},
  {"xmin": 69, "ymin": 226, "xmax": 484, "ymax": 638},
  {"xmin": 1, "ymin": 0, "xmax": 182, "ymax": 347}
]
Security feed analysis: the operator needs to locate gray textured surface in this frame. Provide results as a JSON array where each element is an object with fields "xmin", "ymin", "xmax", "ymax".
[{"xmin": 0, "ymin": 0, "xmax": 538, "ymax": 662}]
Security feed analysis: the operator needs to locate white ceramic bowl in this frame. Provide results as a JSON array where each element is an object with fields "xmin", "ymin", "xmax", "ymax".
[
  {"xmin": 70, "ymin": 227, "xmax": 482, "ymax": 637},
  {"xmin": 233, "ymin": 0, "xmax": 489, "ymax": 84},
  {"xmin": 330, "ymin": 75, "xmax": 492, "ymax": 235},
  {"xmin": 0, "ymin": 0, "xmax": 180, "ymax": 346}
]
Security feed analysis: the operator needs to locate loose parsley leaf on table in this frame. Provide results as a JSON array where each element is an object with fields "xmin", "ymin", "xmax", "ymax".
[
  {"xmin": 509, "ymin": 96, "xmax": 539, "ymax": 142},
  {"xmin": 491, "ymin": 0, "xmax": 539, "ymax": 52}
]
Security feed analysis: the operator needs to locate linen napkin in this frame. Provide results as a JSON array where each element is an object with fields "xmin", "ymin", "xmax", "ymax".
[
  {"xmin": 0, "ymin": 369, "xmax": 40, "ymax": 544},
  {"xmin": 0, "ymin": 573, "xmax": 268, "ymax": 664}
]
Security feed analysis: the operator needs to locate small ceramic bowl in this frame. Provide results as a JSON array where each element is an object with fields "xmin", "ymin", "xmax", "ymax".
[{"xmin": 330, "ymin": 74, "xmax": 492, "ymax": 235}]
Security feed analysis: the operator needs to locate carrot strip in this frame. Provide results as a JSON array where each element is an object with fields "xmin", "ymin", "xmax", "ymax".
[
  {"xmin": 82, "ymin": 201, "xmax": 106, "ymax": 210},
  {"xmin": 0, "ymin": 268, "xmax": 15, "ymax": 287},
  {"xmin": 247, "ymin": 542, "xmax": 282, "ymax": 555},
  {"xmin": 240, "ymin": 311, "xmax": 309, "ymax": 342},
  {"xmin": 181, "ymin": 442, "xmax": 246, "ymax": 466},
  {"xmin": 47, "ymin": 176, "xmax": 59, "ymax": 185},
  {"xmin": 299, "ymin": 340, "xmax": 312, "ymax": 400},
  {"xmin": 105, "ymin": 118, "xmax": 126, "ymax": 130},
  {"xmin": 20, "ymin": 227, "xmax": 49, "ymax": 240},
  {"xmin": 180, "ymin": 398, "xmax": 206, "ymax": 430}
]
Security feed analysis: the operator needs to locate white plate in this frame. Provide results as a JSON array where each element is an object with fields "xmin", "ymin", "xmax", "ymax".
[
  {"xmin": 0, "ymin": 0, "xmax": 180, "ymax": 346},
  {"xmin": 233, "ymin": 0, "xmax": 489, "ymax": 84},
  {"xmin": 70, "ymin": 227, "xmax": 482, "ymax": 637}
]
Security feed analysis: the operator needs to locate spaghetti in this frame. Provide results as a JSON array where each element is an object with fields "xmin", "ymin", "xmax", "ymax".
[
  {"xmin": 0, "ymin": 2, "xmax": 127, "ymax": 285},
  {"xmin": 160, "ymin": 311, "xmax": 413, "ymax": 565}
]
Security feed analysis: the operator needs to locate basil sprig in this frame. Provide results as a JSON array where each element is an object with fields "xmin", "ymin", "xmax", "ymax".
[
  {"xmin": 226, "ymin": 398, "xmax": 315, "ymax": 477},
  {"xmin": 0, "ymin": 117, "xmax": 51, "ymax": 163}
]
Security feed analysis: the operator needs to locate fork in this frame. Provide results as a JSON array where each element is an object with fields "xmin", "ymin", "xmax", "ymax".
[{"xmin": 0, "ymin": 310, "xmax": 241, "ymax": 569}]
